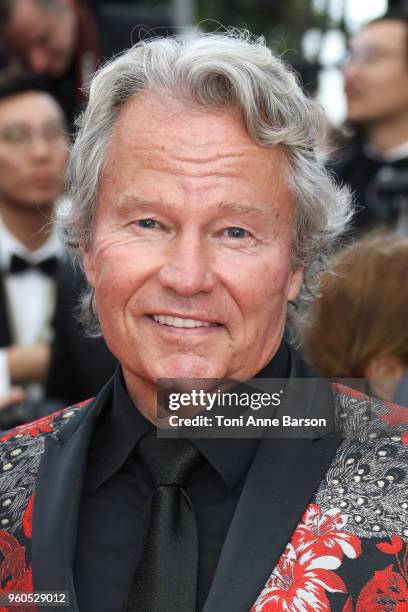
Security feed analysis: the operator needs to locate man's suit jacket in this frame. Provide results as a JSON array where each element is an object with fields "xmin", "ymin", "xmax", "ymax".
[
  {"xmin": 0, "ymin": 358, "xmax": 406, "ymax": 610},
  {"xmin": 0, "ymin": 262, "xmax": 116, "ymax": 405},
  {"xmin": 0, "ymin": 273, "xmax": 13, "ymax": 348},
  {"xmin": 45, "ymin": 263, "xmax": 117, "ymax": 406},
  {"xmin": 328, "ymin": 137, "xmax": 408, "ymax": 235}
]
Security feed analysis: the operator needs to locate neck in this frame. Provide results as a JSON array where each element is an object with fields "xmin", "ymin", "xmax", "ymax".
[
  {"xmin": 0, "ymin": 202, "xmax": 53, "ymax": 251},
  {"xmin": 365, "ymin": 113, "xmax": 408, "ymax": 154}
]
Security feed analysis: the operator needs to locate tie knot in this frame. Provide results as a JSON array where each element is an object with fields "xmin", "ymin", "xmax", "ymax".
[{"xmin": 137, "ymin": 431, "xmax": 204, "ymax": 487}]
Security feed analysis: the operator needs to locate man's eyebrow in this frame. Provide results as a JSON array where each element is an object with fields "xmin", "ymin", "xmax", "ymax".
[
  {"xmin": 215, "ymin": 201, "xmax": 269, "ymax": 216},
  {"xmin": 116, "ymin": 196, "xmax": 268, "ymax": 217},
  {"xmin": 115, "ymin": 196, "xmax": 161, "ymax": 211}
]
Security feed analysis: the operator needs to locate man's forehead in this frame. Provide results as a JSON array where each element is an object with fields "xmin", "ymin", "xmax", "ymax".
[
  {"xmin": 107, "ymin": 90, "xmax": 286, "ymax": 176},
  {"xmin": 353, "ymin": 19, "xmax": 407, "ymax": 49},
  {"xmin": 114, "ymin": 90, "xmax": 248, "ymax": 143},
  {"xmin": 6, "ymin": 0, "xmax": 46, "ymax": 41},
  {"xmin": 99, "ymin": 91, "xmax": 292, "ymax": 220},
  {"xmin": 0, "ymin": 91, "xmax": 63, "ymax": 124}
]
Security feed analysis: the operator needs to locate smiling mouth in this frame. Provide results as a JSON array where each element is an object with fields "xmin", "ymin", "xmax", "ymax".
[{"xmin": 150, "ymin": 315, "xmax": 220, "ymax": 329}]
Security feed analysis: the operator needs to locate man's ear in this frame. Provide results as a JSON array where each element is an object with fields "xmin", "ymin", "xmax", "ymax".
[
  {"xmin": 80, "ymin": 245, "xmax": 96, "ymax": 289},
  {"xmin": 364, "ymin": 354, "xmax": 407, "ymax": 402},
  {"xmin": 287, "ymin": 267, "xmax": 303, "ymax": 302}
]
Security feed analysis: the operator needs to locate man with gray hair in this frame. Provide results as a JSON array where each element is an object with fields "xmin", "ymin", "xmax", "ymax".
[{"xmin": 0, "ymin": 29, "xmax": 406, "ymax": 612}]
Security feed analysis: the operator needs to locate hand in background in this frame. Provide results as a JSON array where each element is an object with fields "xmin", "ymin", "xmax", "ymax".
[
  {"xmin": 0, "ymin": 387, "xmax": 26, "ymax": 410},
  {"xmin": 6, "ymin": 344, "xmax": 50, "ymax": 385}
]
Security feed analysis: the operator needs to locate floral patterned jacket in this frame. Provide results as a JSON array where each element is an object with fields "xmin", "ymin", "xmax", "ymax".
[
  {"xmin": 252, "ymin": 384, "xmax": 408, "ymax": 612},
  {"xmin": 0, "ymin": 381, "xmax": 405, "ymax": 612}
]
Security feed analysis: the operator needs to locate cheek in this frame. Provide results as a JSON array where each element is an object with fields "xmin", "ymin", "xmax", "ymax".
[
  {"xmin": 92, "ymin": 241, "xmax": 155, "ymax": 305},
  {"xmin": 221, "ymin": 249, "xmax": 293, "ymax": 319},
  {"xmin": 0, "ymin": 161, "xmax": 23, "ymax": 193},
  {"xmin": 56, "ymin": 149, "xmax": 68, "ymax": 171}
]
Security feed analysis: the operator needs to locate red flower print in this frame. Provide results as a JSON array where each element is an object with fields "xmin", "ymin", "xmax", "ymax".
[
  {"xmin": 292, "ymin": 504, "xmax": 362, "ymax": 562},
  {"xmin": 252, "ymin": 504, "xmax": 362, "ymax": 611},
  {"xmin": 342, "ymin": 596, "xmax": 353, "ymax": 612},
  {"xmin": 0, "ymin": 533, "xmax": 35, "ymax": 611},
  {"xmin": 75, "ymin": 398, "xmax": 93, "ymax": 408},
  {"xmin": 376, "ymin": 535, "xmax": 403, "ymax": 556},
  {"xmin": 22, "ymin": 496, "xmax": 34, "ymax": 540},
  {"xmin": 354, "ymin": 537, "xmax": 408, "ymax": 612},
  {"xmin": 252, "ymin": 542, "xmax": 346, "ymax": 611},
  {"xmin": 0, "ymin": 417, "xmax": 53, "ymax": 442},
  {"xmin": 0, "ymin": 531, "xmax": 25, "ymax": 584},
  {"xmin": 4, "ymin": 562, "xmax": 33, "ymax": 593},
  {"xmin": 0, "ymin": 564, "xmax": 36, "ymax": 612},
  {"xmin": 356, "ymin": 565, "xmax": 408, "ymax": 611}
]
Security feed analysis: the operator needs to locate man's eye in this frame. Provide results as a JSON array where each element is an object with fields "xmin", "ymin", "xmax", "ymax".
[
  {"xmin": 224, "ymin": 227, "xmax": 249, "ymax": 239},
  {"xmin": 137, "ymin": 219, "xmax": 160, "ymax": 229},
  {"xmin": 2, "ymin": 126, "xmax": 29, "ymax": 144}
]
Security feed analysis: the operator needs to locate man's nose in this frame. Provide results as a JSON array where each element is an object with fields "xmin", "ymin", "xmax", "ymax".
[
  {"xmin": 342, "ymin": 58, "xmax": 361, "ymax": 85},
  {"xmin": 30, "ymin": 134, "xmax": 52, "ymax": 159},
  {"xmin": 27, "ymin": 49, "xmax": 51, "ymax": 74},
  {"xmin": 158, "ymin": 231, "xmax": 215, "ymax": 297}
]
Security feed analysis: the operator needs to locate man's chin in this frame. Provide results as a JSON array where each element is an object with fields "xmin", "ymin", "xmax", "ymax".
[{"xmin": 154, "ymin": 357, "xmax": 227, "ymax": 385}]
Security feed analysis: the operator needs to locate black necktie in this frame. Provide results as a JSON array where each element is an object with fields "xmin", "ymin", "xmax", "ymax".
[
  {"xmin": 126, "ymin": 432, "xmax": 204, "ymax": 612},
  {"xmin": 9, "ymin": 253, "xmax": 58, "ymax": 277}
]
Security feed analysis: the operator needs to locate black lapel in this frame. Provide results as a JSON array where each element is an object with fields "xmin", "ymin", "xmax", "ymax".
[
  {"xmin": 203, "ymin": 349, "xmax": 344, "ymax": 612},
  {"xmin": 32, "ymin": 379, "xmax": 113, "ymax": 611},
  {"xmin": 0, "ymin": 275, "xmax": 12, "ymax": 347}
]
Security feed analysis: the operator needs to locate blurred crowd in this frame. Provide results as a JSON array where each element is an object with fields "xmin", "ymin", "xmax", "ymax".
[{"xmin": 0, "ymin": 0, "xmax": 408, "ymax": 427}]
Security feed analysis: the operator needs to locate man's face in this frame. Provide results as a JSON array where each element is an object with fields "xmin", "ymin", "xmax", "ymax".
[
  {"xmin": 5, "ymin": 0, "xmax": 77, "ymax": 76},
  {"xmin": 343, "ymin": 19, "xmax": 408, "ymax": 125},
  {"xmin": 0, "ymin": 91, "xmax": 68, "ymax": 210},
  {"xmin": 83, "ymin": 92, "xmax": 302, "ymax": 392}
]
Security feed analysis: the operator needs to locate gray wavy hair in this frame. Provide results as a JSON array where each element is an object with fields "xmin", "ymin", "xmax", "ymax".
[{"xmin": 60, "ymin": 28, "xmax": 353, "ymax": 344}]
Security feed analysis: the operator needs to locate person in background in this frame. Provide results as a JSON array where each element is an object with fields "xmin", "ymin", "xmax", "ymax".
[
  {"xmin": 0, "ymin": 0, "xmax": 173, "ymax": 129},
  {"xmin": 0, "ymin": 31, "xmax": 406, "ymax": 612},
  {"xmin": 331, "ymin": 9, "xmax": 408, "ymax": 234},
  {"xmin": 303, "ymin": 232, "xmax": 408, "ymax": 403},
  {"xmin": 0, "ymin": 75, "xmax": 68, "ymax": 416},
  {"xmin": 0, "ymin": 74, "xmax": 116, "ymax": 423},
  {"xmin": 45, "ymin": 259, "xmax": 117, "ymax": 407}
]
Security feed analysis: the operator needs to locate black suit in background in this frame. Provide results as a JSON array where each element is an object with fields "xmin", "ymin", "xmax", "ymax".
[
  {"xmin": 0, "ymin": 275, "xmax": 12, "ymax": 349},
  {"xmin": 0, "ymin": 265, "xmax": 64, "ymax": 427},
  {"xmin": 329, "ymin": 137, "xmax": 408, "ymax": 235},
  {"xmin": 46, "ymin": 263, "xmax": 117, "ymax": 406},
  {"xmin": 0, "ymin": 261, "xmax": 115, "ymax": 423}
]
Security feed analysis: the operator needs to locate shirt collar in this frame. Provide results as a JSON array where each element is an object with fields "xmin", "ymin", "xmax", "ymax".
[
  {"xmin": 87, "ymin": 342, "xmax": 291, "ymax": 493},
  {"xmin": 364, "ymin": 141, "xmax": 408, "ymax": 163},
  {"xmin": 191, "ymin": 341, "xmax": 290, "ymax": 490},
  {"xmin": 0, "ymin": 214, "xmax": 65, "ymax": 271}
]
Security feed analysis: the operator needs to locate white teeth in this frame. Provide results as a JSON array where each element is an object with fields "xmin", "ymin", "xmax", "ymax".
[{"xmin": 153, "ymin": 315, "xmax": 212, "ymax": 328}]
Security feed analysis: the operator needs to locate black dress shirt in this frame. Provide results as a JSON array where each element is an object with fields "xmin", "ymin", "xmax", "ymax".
[{"xmin": 73, "ymin": 343, "xmax": 290, "ymax": 612}]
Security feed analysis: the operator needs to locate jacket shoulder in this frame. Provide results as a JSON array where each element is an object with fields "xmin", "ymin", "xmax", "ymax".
[
  {"xmin": 0, "ymin": 399, "xmax": 93, "ymax": 446},
  {"xmin": 315, "ymin": 384, "xmax": 408, "ymax": 540},
  {"xmin": 331, "ymin": 382, "xmax": 408, "ymax": 440},
  {"xmin": 0, "ymin": 400, "xmax": 92, "ymax": 535}
]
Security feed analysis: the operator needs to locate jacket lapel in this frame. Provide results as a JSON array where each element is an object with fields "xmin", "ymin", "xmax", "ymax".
[
  {"xmin": 31, "ymin": 380, "xmax": 113, "ymax": 610},
  {"xmin": 31, "ymin": 349, "xmax": 343, "ymax": 612},
  {"xmin": 203, "ymin": 351, "xmax": 344, "ymax": 612},
  {"xmin": 0, "ymin": 275, "xmax": 12, "ymax": 347}
]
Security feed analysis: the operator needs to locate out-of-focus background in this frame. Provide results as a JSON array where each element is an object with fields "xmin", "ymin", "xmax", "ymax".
[
  {"xmin": 173, "ymin": 0, "xmax": 388, "ymax": 126},
  {"xmin": 0, "ymin": 0, "xmax": 391, "ymax": 127}
]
